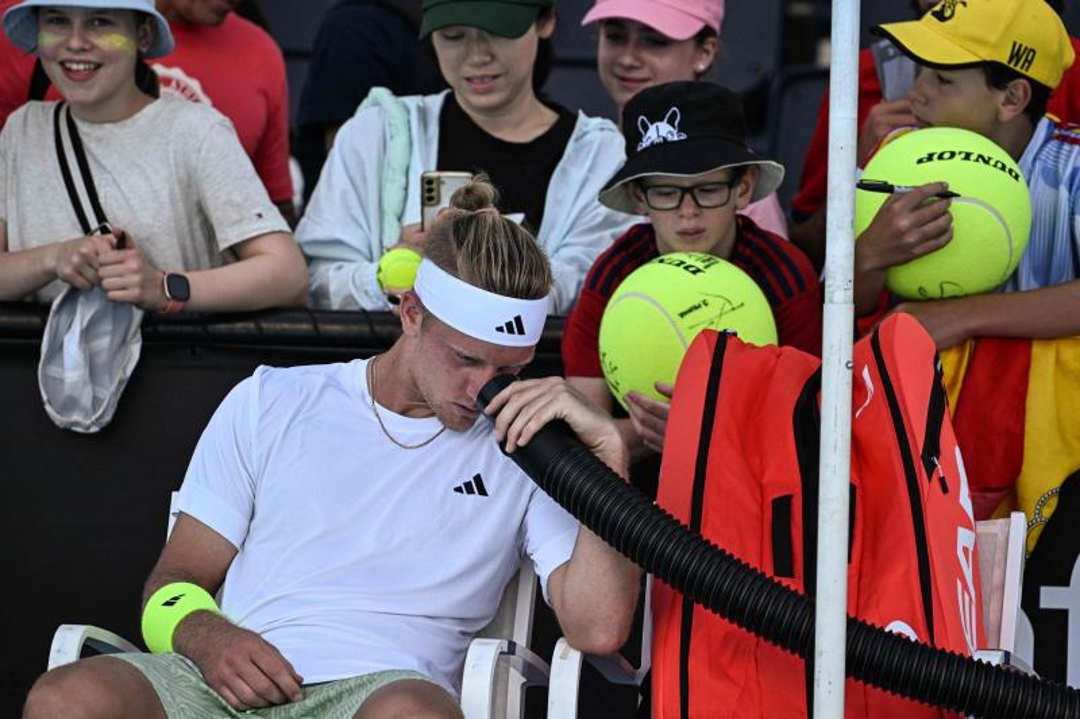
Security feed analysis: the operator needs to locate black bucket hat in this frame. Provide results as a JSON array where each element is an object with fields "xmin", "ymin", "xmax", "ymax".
[{"xmin": 599, "ymin": 82, "xmax": 784, "ymax": 213}]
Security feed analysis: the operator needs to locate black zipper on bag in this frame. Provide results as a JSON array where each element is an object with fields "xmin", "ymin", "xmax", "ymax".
[
  {"xmin": 871, "ymin": 330, "xmax": 936, "ymax": 642},
  {"xmin": 680, "ymin": 333, "xmax": 728, "ymax": 719},
  {"xmin": 921, "ymin": 360, "xmax": 949, "ymax": 495},
  {"xmin": 772, "ymin": 495, "xmax": 795, "ymax": 579}
]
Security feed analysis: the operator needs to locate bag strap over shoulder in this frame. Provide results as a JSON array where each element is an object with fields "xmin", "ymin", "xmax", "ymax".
[{"xmin": 53, "ymin": 103, "xmax": 110, "ymax": 238}]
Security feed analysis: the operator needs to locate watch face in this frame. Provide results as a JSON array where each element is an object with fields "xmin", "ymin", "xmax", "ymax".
[{"xmin": 165, "ymin": 273, "xmax": 191, "ymax": 302}]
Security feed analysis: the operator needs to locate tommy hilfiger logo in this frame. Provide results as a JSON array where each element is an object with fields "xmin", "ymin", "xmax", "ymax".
[
  {"xmin": 453, "ymin": 473, "xmax": 489, "ymax": 496},
  {"xmin": 495, "ymin": 315, "xmax": 526, "ymax": 336}
]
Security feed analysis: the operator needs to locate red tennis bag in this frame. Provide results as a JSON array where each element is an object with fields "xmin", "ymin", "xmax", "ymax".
[{"xmin": 651, "ymin": 313, "xmax": 984, "ymax": 718}]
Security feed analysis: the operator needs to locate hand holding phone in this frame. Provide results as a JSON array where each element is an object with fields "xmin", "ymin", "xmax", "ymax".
[{"xmin": 421, "ymin": 171, "xmax": 474, "ymax": 230}]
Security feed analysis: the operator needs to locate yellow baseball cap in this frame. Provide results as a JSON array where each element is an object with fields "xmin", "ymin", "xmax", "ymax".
[{"xmin": 874, "ymin": 0, "xmax": 1075, "ymax": 90}]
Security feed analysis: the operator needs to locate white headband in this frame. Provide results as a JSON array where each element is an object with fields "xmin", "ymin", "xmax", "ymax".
[{"xmin": 413, "ymin": 259, "xmax": 548, "ymax": 347}]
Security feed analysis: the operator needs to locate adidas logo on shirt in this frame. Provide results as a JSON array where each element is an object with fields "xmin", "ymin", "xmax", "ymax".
[
  {"xmin": 495, "ymin": 315, "xmax": 526, "ymax": 336},
  {"xmin": 453, "ymin": 473, "xmax": 489, "ymax": 497}
]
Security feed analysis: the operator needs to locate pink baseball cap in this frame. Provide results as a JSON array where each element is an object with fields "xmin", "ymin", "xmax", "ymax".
[{"xmin": 581, "ymin": 0, "xmax": 724, "ymax": 41}]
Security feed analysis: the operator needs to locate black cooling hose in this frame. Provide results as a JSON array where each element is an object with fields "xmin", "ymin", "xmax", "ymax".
[{"xmin": 478, "ymin": 376, "xmax": 1080, "ymax": 719}]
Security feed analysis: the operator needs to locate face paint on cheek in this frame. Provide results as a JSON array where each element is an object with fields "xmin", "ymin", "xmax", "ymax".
[
  {"xmin": 37, "ymin": 30, "xmax": 62, "ymax": 49},
  {"xmin": 98, "ymin": 33, "xmax": 137, "ymax": 55}
]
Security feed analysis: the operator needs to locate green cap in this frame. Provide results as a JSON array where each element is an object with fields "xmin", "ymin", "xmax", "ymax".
[{"xmin": 420, "ymin": 0, "xmax": 553, "ymax": 39}]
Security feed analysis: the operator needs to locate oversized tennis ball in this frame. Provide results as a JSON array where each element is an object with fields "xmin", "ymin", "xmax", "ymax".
[
  {"xmin": 855, "ymin": 127, "xmax": 1031, "ymax": 300},
  {"xmin": 598, "ymin": 252, "xmax": 777, "ymax": 410},
  {"xmin": 377, "ymin": 247, "xmax": 422, "ymax": 290}
]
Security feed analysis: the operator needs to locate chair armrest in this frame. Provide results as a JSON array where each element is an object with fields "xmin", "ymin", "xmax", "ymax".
[
  {"xmin": 461, "ymin": 637, "xmax": 550, "ymax": 719},
  {"xmin": 548, "ymin": 637, "xmax": 585, "ymax": 719},
  {"xmin": 973, "ymin": 648, "xmax": 1036, "ymax": 676},
  {"xmin": 49, "ymin": 624, "xmax": 142, "ymax": 670},
  {"xmin": 548, "ymin": 637, "xmax": 645, "ymax": 719}
]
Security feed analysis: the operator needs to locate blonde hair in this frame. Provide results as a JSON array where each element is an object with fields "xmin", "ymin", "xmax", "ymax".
[{"xmin": 424, "ymin": 175, "xmax": 552, "ymax": 301}]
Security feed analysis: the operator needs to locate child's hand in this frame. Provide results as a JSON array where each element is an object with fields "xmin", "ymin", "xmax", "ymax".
[
  {"xmin": 857, "ymin": 99, "xmax": 919, "ymax": 167},
  {"xmin": 625, "ymin": 381, "xmax": 674, "ymax": 455},
  {"xmin": 888, "ymin": 297, "xmax": 973, "ymax": 350},
  {"xmin": 856, "ymin": 182, "xmax": 953, "ymax": 273}
]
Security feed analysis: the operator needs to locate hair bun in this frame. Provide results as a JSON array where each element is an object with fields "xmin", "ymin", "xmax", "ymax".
[{"xmin": 449, "ymin": 173, "xmax": 499, "ymax": 212}]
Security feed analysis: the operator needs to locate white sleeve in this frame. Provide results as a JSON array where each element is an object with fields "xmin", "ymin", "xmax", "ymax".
[
  {"xmin": 538, "ymin": 118, "xmax": 635, "ymax": 315},
  {"xmin": 192, "ymin": 118, "xmax": 290, "ymax": 251},
  {"xmin": 522, "ymin": 487, "xmax": 580, "ymax": 605},
  {"xmin": 296, "ymin": 106, "xmax": 391, "ymax": 310},
  {"xmin": 174, "ymin": 370, "xmax": 264, "ymax": 549}
]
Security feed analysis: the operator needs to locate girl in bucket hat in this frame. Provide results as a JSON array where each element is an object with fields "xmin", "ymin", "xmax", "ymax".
[
  {"xmin": 295, "ymin": 0, "xmax": 635, "ymax": 314},
  {"xmin": 562, "ymin": 82, "xmax": 823, "ymax": 473},
  {"xmin": 0, "ymin": 0, "xmax": 308, "ymax": 431},
  {"xmin": 582, "ymin": 0, "xmax": 790, "ymax": 241},
  {"xmin": 0, "ymin": 0, "xmax": 306, "ymax": 312}
]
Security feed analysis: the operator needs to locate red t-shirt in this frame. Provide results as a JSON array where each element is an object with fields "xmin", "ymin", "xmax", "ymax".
[
  {"xmin": 792, "ymin": 38, "xmax": 1080, "ymax": 220},
  {"xmin": 0, "ymin": 11, "xmax": 292, "ymax": 203},
  {"xmin": 561, "ymin": 217, "xmax": 824, "ymax": 379},
  {"xmin": 154, "ymin": 15, "xmax": 292, "ymax": 203}
]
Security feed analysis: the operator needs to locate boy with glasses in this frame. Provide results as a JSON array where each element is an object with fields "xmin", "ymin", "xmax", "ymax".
[{"xmin": 562, "ymin": 81, "xmax": 822, "ymax": 468}]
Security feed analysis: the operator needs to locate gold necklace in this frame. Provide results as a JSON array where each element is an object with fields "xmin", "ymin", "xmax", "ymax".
[{"xmin": 367, "ymin": 355, "xmax": 446, "ymax": 450}]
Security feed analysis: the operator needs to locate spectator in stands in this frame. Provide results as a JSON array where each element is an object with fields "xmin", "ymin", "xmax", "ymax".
[
  {"xmin": 0, "ymin": 0, "xmax": 307, "ymax": 312},
  {"xmin": 791, "ymin": 0, "xmax": 1080, "ymax": 271},
  {"xmin": 854, "ymin": 0, "xmax": 1080, "ymax": 347},
  {"xmin": 23, "ymin": 177, "xmax": 640, "ymax": 719},
  {"xmin": 295, "ymin": 0, "xmax": 447, "ymax": 190},
  {"xmin": 0, "ymin": 0, "xmax": 296, "ymax": 224},
  {"xmin": 151, "ymin": 0, "xmax": 296, "ymax": 224},
  {"xmin": 296, "ymin": 0, "xmax": 633, "ymax": 314},
  {"xmin": 562, "ymin": 82, "xmax": 821, "ymax": 469},
  {"xmin": 582, "ymin": 0, "xmax": 791, "ymax": 239}
]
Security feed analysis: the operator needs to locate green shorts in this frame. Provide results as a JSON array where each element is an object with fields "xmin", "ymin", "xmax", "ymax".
[{"xmin": 113, "ymin": 653, "xmax": 433, "ymax": 718}]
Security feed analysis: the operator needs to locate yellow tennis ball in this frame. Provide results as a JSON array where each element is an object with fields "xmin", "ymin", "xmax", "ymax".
[
  {"xmin": 377, "ymin": 248, "xmax": 422, "ymax": 290},
  {"xmin": 856, "ymin": 127, "xmax": 1031, "ymax": 300},
  {"xmin": 598, "ymin": 252, "xmax": 777, "ymax": 410}
]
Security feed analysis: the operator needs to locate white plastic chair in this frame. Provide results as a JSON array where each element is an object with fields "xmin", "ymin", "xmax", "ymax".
[
  {"xmin": 48, "ymin": 493, "xmax": 550, "ymax": 719},
  {"xmin": 547, "ymin": 575, "xmax": 652, "ymax": 719},
  {"xmin": 973, "ymin": 511, "xmax": 1035, "ymax": 673}
]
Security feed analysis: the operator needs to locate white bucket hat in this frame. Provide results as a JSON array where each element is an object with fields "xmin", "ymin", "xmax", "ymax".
[
  {"xmin": 4, "ymin": 0, "xmax": 175, "ymax": 58},
  {"xmin": 38, "ymin": 285, "xmax": 143, "ymax": 433}
]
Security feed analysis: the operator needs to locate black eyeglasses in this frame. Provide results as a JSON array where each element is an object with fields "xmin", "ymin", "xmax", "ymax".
[{"xmin": 638, "ymin": 178, "xmax": 741, "ymax": 211}]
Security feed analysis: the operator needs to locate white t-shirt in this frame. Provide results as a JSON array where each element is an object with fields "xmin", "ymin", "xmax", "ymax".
[
  {"xmin": 0, "ymin": 98, "xmax": 288, "ymax": 302},
  {"xmin": 176, "ymin": 359, "xmax": 579, "ymax": 693}
]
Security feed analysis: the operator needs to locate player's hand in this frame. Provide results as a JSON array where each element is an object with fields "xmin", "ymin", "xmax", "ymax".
[
  {"xmin": 49, "ymin": 233, "xmax": 117, "ymax": 290},
  {"xmin": 624, "ymin": 381, "xmax": 674, "ymax": 455},
  {"xmin": 855, "ymin": 182, "xmax": 953, "ymax": 274},
  {"xmin": 174, "ymin": 610, "xmax": 304, "ymax": 711},
  {"xmin": 98, "ymin": 230, "xmax": 167, "ymax": 310},
  {"xmin": 857, "ymin": 98, "xmax": 919, "ymax": 167},
  {"xmin": 484, "ymin": 376, "xmax": 629, "ymax": 476}
]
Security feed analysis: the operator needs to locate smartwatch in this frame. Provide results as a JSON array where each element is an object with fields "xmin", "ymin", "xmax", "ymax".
[{"xmin": 161, "ymin": 272, "xmax": 190, "ymax": 314}]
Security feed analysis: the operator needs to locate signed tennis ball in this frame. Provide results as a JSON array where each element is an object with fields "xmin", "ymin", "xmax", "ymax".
[
  {"xmin": 856, "ymin": 127, "xmax": 1031, "ymax": 300},
  {"xmin": 598, "ymin": 252, "xmax": 777, "ymax": 410}
]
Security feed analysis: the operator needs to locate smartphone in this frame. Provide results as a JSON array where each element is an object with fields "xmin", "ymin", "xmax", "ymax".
[
  {"xmin": 421, "ymin": 171, "xmax": 474, "ymax": 230},
  {"xmin": 871, "ymin": 38, "xmax": 916, "ymax": 102}
]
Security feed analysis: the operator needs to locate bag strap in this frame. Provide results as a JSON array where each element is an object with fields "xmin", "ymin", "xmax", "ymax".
[{"xmin": 53, "ymin": 103, "xmax": 110, "ymax": 236}]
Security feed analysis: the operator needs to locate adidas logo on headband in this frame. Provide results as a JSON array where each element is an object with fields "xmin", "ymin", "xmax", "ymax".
[
  {"xmin": 495, "ymin": 315, "xmax": 527, "ymax": 336},
  {"xmin": 412, "ymin": 260, "xmax": 547, "ymax": 347}
]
